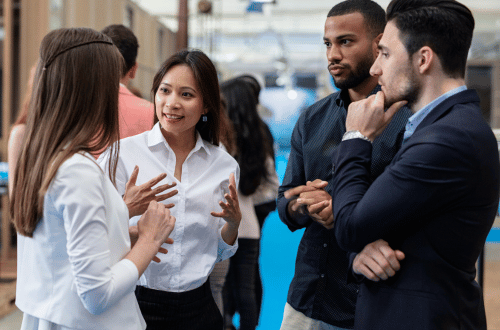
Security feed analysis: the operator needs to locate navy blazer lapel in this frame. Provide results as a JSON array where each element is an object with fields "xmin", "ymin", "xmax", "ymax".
[{"xmin": 412, "ymin": 89, "xmax": 481, "ymax": 135}]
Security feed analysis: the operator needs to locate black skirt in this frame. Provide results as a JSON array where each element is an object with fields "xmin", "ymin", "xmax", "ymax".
[{"xmin": 135, "ymin": 281, "xmax": 223, "ymax": 330}]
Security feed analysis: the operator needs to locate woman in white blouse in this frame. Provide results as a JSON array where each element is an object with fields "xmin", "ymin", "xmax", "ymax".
[
  {"xmin": 98, "ymin": 50, "xmax": 242, "ymax": 330},
  {"xmin": 12, "ymin": 28, "xmax": 176, "ymax": 330}
]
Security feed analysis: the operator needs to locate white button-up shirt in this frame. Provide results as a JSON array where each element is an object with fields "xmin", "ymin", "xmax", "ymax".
[{"xmin": 98, "ymin": 123, "xmax": 239, "ymax": 292}]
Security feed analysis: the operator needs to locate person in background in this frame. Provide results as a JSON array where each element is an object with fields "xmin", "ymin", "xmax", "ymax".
[
  {"xmin": 277, "ymin": 1, "xmax": 411, "ymax": 329},
  {"xmin": 220, "ymin": 78, "xmax": 278, "ymax": 330},
  {"xmin": 98, "ymin": 49, "xmax": 241, "ymax": 330},
  {"xmin": 237, "ymin": 74, "xmax": 278, "ymax": 228},
  {"xmin": 8, "ymin": 64, "xmax": 36, "ymax": 197},
  {"xmin": 234, "ymin": 74, "xmax": 279, "ymax": 323},
  {"xmin": 209, "ymin": 98, "xmax": 237, "ymax": 319},
  {"xmin": 101, "ymin": 24, "xmax": 154, "ymax": 140},
  {"xmin": 12, "ymin": 27, "xmax": 175, "ymax": 330}
]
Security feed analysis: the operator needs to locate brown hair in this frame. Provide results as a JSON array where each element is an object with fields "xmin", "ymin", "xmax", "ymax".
[
  {"xmin": 11, "ymin": 27, "xmax": 123, "ymax": 237},
  {"xmin": 152, "ymin": 50, "xmax": 221, "ymax": 145}
]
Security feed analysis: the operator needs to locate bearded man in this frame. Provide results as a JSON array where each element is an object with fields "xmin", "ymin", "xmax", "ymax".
[{"xmin": 277, "ymin": 1, "xmax": 411, "ymax": 329}]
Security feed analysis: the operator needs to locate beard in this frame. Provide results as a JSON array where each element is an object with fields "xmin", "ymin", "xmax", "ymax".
[
  {"xmin": 331, "ymin": 53, "xmax": 374, "ymax": 90},
  {"xmin": 383, "ymin": 66, "xmax": 420, "ymax": 110}
]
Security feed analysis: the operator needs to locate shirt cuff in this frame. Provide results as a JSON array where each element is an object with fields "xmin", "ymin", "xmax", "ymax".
[{"xmin": 216, "ymin": 226, "xmax": 238, "ymax": 262}]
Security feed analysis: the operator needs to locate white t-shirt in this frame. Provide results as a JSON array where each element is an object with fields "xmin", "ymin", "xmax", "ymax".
[
  {"xmin": 16, "ymin": 152, "xmax": 145, "ymax": 330},
  {"xmin": 98, "ymin": 123, "xmax": 239, "ymax": 292}
]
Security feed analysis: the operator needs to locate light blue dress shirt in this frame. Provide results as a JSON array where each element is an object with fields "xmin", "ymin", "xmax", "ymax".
[{"xmin": 402, "ymin": 85, "xmax": 467, "ymax": 143}]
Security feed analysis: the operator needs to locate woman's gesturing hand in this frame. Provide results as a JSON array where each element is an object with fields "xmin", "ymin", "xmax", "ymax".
[
  {"xmin": 211, "ymin": 173, "xmax": 241, "ymax": 246},
  {"xmin": 124, "ymin": 165, "xmax": 178, "ymax": 218},
  {"xmin": 211, "ymin": 172, "xmax": 241, "ymax": 226}
]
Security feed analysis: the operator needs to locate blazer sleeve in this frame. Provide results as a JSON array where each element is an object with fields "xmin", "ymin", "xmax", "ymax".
[
  {"xmin": 332, "ymin": 138, "xmax": 471, "ymax": 253},
  {"xmin": 51, "ymin": 157, "xmax": 138, "ymax": 315}
]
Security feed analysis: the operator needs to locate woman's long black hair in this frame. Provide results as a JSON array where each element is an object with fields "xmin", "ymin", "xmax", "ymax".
[{"xmin": 220, "ymin": 78, "xmax": 273, "ymax": 196}]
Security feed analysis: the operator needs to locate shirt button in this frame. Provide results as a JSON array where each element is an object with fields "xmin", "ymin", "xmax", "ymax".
[
  {"xmin": 323, "ymin": 243, "xmax": 328, "ymax": 248},
  {"xmin": 320, "ymin": 274, "xmax": 325, "ymax": 278}
]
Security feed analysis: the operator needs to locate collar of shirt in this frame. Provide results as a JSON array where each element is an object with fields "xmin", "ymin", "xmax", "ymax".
[
  {"xmin": 403, "ymin": 85, "xmax": 467, "ymax": 143},
  {"xmin": 147, "ymin": 122, "xmax": 211, "ymax": 157}
]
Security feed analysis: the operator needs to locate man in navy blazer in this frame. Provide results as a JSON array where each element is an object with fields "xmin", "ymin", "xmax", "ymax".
[{"xmin": 326, "ymin": 0, "xmax": 500, "ymax": 329}]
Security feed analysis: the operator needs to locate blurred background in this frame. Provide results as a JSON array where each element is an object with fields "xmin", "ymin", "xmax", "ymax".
[{"xmin": 1, "ymin": 0, "xmax": 500, "ymax": 329}]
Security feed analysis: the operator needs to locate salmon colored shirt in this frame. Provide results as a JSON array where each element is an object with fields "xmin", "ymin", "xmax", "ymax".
[{"xmin": 118, "ymin": 84, "xmax": 154, "ymax": 139}]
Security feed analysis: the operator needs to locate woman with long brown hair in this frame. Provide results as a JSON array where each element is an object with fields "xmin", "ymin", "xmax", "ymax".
[
  {"xmin": 98, "ymin": 49, "xmax": 241, "ymax": 330},
  {"xmin": 12, "ymin": 27, "xmax": 175, "ymax": 330}
]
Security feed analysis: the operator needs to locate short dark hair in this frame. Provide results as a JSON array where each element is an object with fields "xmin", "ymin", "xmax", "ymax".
[
  {"xmin": 387, "ymin": 0, "xmax": 474, "ymax": 78},
  {"xmin": 102, "ymin": 24, "xmax": 139, "ymax": 77},
  {"xmin": 327, "ymin": 0, "xmax": 386, "ymax": 37},
  {"xmin": 152, "ymin": 50, "xmax": 221, "ymax": 145}
]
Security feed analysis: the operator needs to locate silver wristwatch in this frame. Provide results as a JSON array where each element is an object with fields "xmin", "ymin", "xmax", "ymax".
[{"xmin": 342, "ymin": 130, "xmax": 371, "ymax": 142}]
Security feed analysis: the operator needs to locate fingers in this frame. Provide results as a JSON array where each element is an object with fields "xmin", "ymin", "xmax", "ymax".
[
  {"xmin": 353, "ymin": 239, "xmax": 403, "ymax": 281},
  {"xmin": 155, "ymin": 189, "xmax": 179, "ymax": 202},
  {"xmin": 165, "ymin": 237, "xmax": 174, "ymax": 245},
  {"xmin": 306, "ymin": 179, "xmax": 328, "ymax": 189},
  {"xmin": 379, "ymin": 243, "xmax": 402, "ymax": 273},
  {"xmin": 211, "ymin": 211, "xmax": 224, "ymax": 218},
  {"xmin": 229, "ymin": 172, "xmax": 236, "ymax": 188},
  {"xmin": 144, "ymin": 173, "xmax": 168, "ymax": 189},
  {"xmin": 304, "ymin": 200, "xmax": 329, "ymax": 214},
  {"xmin": 353, "ymin": 256, "xmax": 381, "ymax": 282},
  {"xmin": 224, "ymin": 193, "xmax": 236, "ymax": 207},
  {"xmin": 126, "ymin": 165, "xmax": 139, "ymax": 189},
  {"xmin": 165, "ymin": 203, "xmax": 175, "ymax": 209},
  {"xmin": 228, "ymin": 176, "xmax": 239, "ymax": 201},
  {"xmin": 284, "ymin": 185, "xmax": 316, "ymax": 199},
  {"xmin": 374, "ymin": 91, "xmax": 385, "ymax": 109},
  {"xmin": 395, "ymin": 250, "xmax": 405, "ymax": 261},
  {"xmin": 152, "ymin": 182, "xmax": 177, "ymax": 195}
]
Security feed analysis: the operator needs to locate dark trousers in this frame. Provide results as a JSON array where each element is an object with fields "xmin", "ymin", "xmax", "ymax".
[
  {"xmin": 254, "ymin": 201, "xmax": 275, "ymax": 321},
  {"xmin": 224, "ymin": 238, "xmax": 260, "ymax": 330},
  {"xmin": 135, "ymin": 281, "xmax": 223, "ymax": 330}
]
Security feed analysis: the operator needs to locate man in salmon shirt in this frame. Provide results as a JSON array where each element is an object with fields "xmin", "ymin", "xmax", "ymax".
[{"xmin": 102, "ymin": 24, "xmax": 154, "ymax": 139}]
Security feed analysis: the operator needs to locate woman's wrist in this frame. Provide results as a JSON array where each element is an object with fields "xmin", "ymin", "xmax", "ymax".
[
  {"xmin": 135, "ymin": 234, "xmax": 163, "ymax": 252},
  {"xmin": 221, "ymin": 221, "xmax": 239, "ymax": 246}
]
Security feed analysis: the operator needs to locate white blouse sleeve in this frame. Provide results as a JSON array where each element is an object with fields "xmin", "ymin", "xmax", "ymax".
[{"xmin": 50, "ymin": 157, "xmax": 138, "ymax": 315}]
